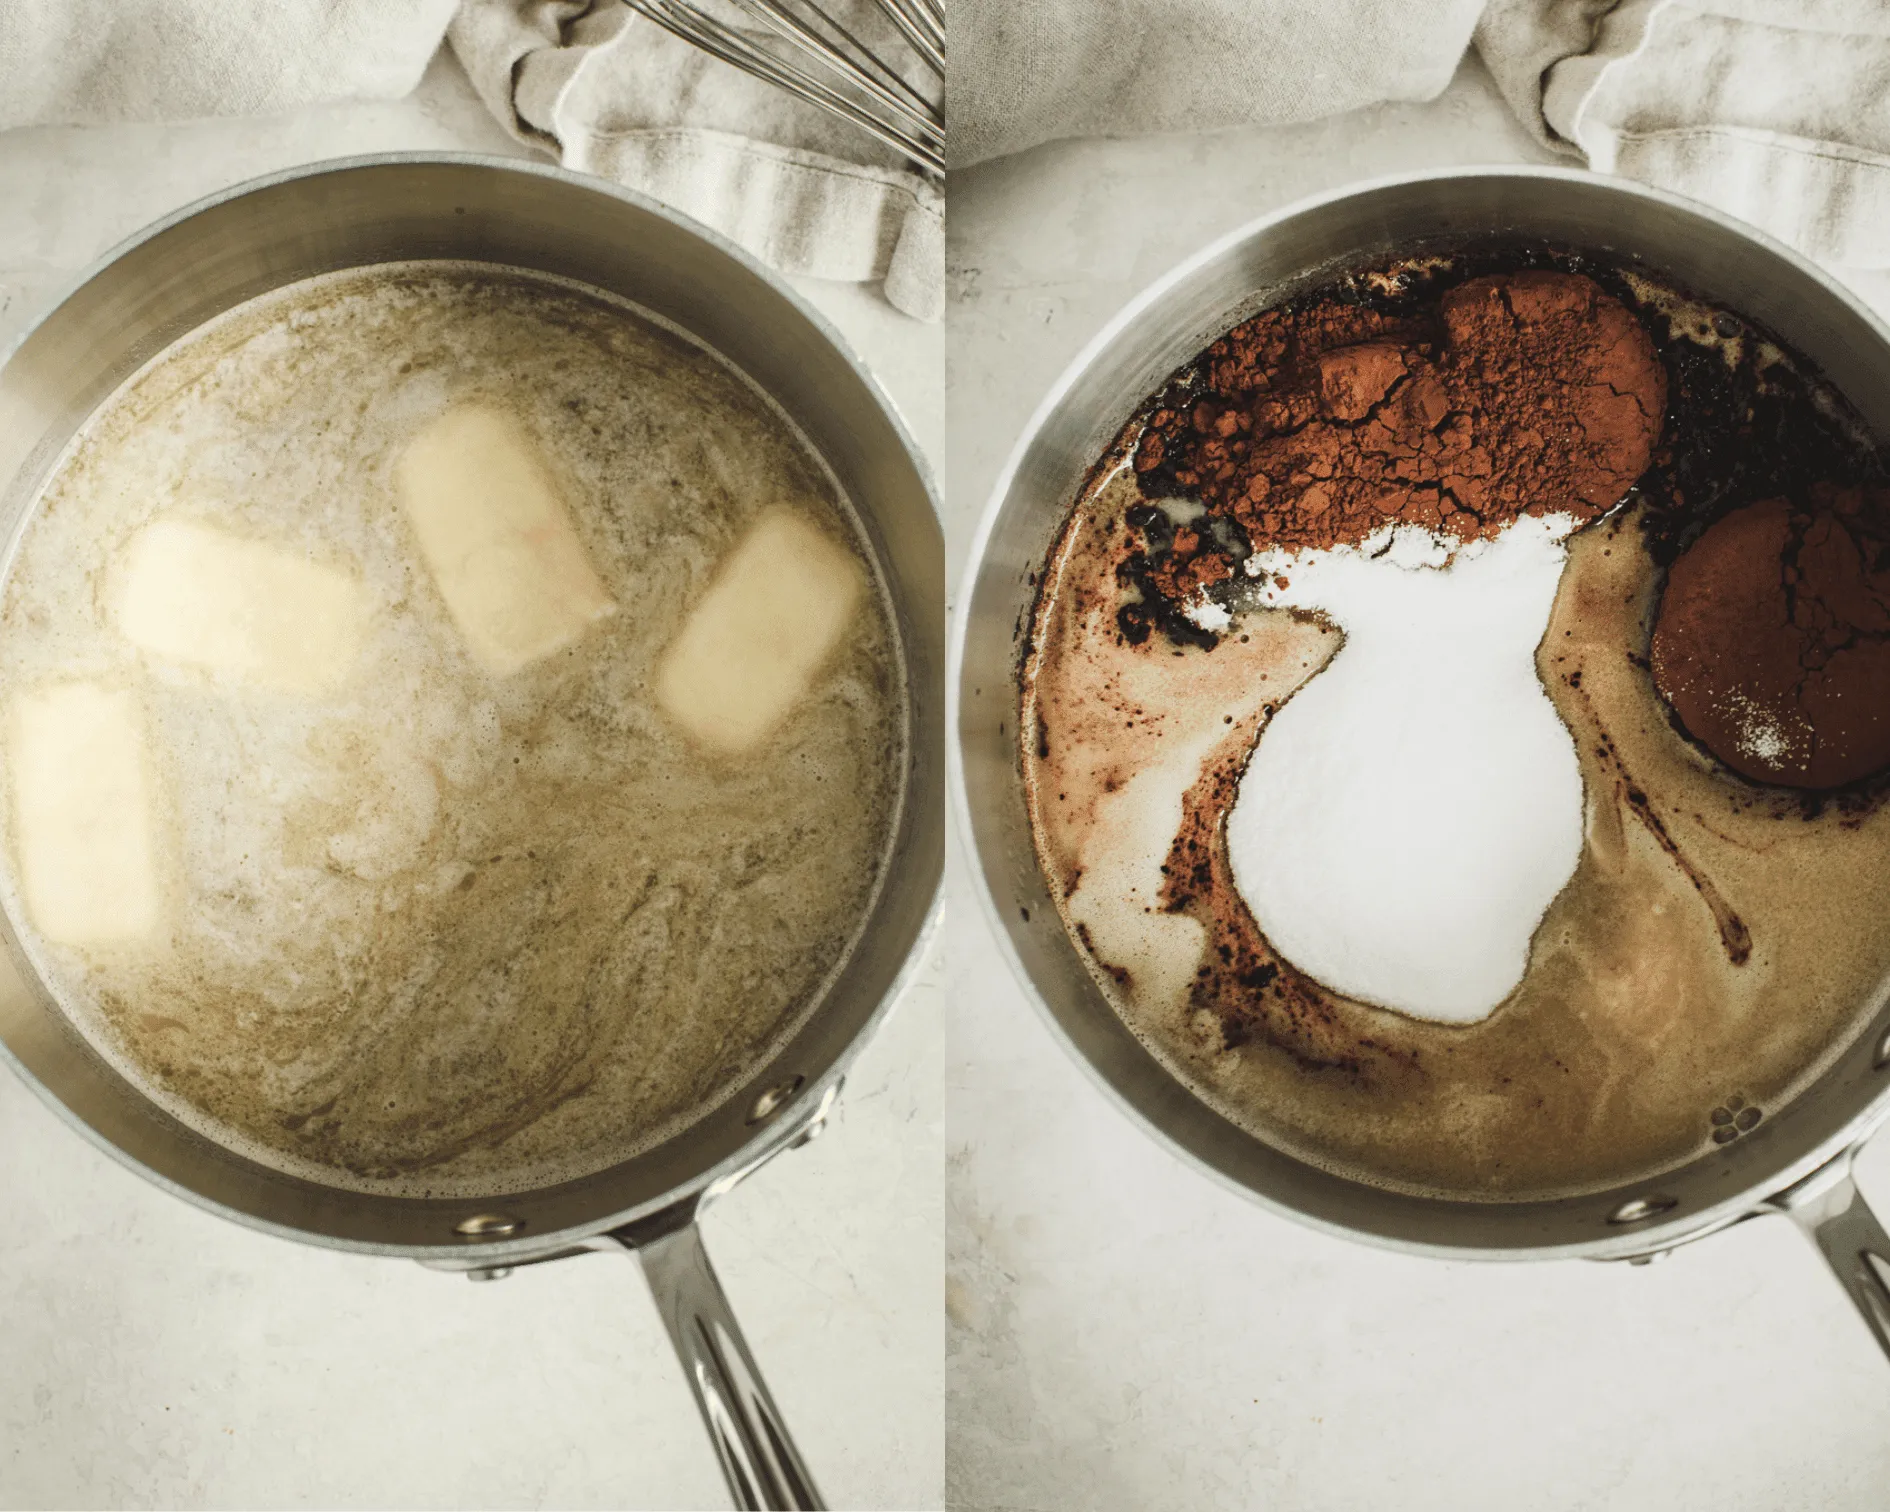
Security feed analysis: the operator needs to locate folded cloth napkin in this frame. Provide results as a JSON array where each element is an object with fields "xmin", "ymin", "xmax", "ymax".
[
  {"xmin": 946, "ymin": 0, "xmax": 1487, "ymax": 170},
  {"xmin": 0, "ymin": 0, "xmax": 940, "ymax": 322},
  {"xmin": 6, "ymin": 0, "xmax": 1884, "ymax": 326},
  {"xmin": 449, "ymin": 1, "xmax": 943, "ymax": 321},
  {"xmin": 951, "ymin": 0, "xmax": 1890, "ymax": 322},
  {"xmin": 1479, "ymin": 0, "xmax": 1890, "ymax": 318},
  {"xmin": 0, "ymin": 0, "xmax": 455, "ymax": 128}
]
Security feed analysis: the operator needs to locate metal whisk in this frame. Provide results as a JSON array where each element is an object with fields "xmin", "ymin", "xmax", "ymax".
[{"xmin": 623, "ymin": 0, "xmax": 944, "ymax": 178}]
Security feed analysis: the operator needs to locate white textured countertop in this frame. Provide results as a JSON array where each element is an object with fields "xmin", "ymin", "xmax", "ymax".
[
  {"xmin": 0, "ymin": 52, "xmax": 942, "ymax": 1512},
  {"xmin": 945, "ymin": 55, "xmax": 1890, "ymax": 1512}
]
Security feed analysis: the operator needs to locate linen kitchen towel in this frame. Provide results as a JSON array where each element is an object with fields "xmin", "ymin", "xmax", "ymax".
[
  {"xmin": 450, "ymin": 0, "xmax": 942, "ymax": 320},
  {"xmin": 0, "ymin": 0, "xmax": 941, "ymax": 321},
  {"xmin": 1479, "ymin": 0, "xmax": 1890, "ymax": 317},
  {"xmin": 0, "ymin": 0, "xmax": 455, "ymax": 129}
]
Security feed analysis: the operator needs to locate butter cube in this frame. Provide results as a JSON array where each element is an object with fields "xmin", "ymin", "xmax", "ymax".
[
  {"xmin": 396, "ymin": 404, "xmax": 616, "ymax": 675},
  {"xmin": 10, "ymin": 683, "xmax": 162, "ymax": 946},
  {"xmin": 655, "ymin": 507, "xmax": 865, "ymax": 754},
  {"xmin": 115, "ymin": 518, "xmax": 367, "ymax": 693}
]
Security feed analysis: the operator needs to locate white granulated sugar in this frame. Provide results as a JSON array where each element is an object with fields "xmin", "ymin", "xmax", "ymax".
[
  {"xmin": 1226, "ymin": 514, "xmax": 1585, "ymax": 1024},
  {"xmin": 1722, "ymin": 688, "xmax": 1804, "ymax": 769},
  {"xmin": 1184, "ymin": 600, "xmax": 1232, "ymax": 632},
  {"xmin": 1736, "ymin": 708, "xmax": 1790, "ymax": 765}
]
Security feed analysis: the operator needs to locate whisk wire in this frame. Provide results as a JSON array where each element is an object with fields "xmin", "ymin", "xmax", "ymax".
[
  {"xmin": 621, "ymin": 0, "xmax": 943, "ymax": 177},
  {"xmin": 728, "ymin": 0, "xmax": 936, "ymax": 134},
  {"xmin": 894, "ymin": 0, "xmax": 943, "ymax": 51},
  {"xmin": 871, "ymin": 0, "xmax": 944, "ymax": 79}
]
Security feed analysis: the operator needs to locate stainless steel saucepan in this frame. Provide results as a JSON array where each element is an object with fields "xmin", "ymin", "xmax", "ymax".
[
  {"xmin": 952, "ymin": 167, "xmax": 1890, "ymax": 1358},
  {"xmin": 0, "ymin": 155, "xmax": 943, "ymax": 1510}
]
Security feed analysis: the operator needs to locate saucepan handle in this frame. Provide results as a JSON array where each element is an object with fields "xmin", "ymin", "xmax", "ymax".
[
  {"xmin": 1773, "ymin": 1152, "xmax": 1890, "ymax": 1361},
  {"xmin": 607, "ymin": 1218, "xmax": 826, "ymax": 1511}
]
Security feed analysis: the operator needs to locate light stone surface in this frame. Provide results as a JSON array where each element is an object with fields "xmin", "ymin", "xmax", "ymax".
[
  {"xmin": 0, "ymin": 50, "xmax": 942, "ymax": 1512},
  {"xmin": 946, "ymin": 54, "xmax": 1890, "ymax": 1512}
]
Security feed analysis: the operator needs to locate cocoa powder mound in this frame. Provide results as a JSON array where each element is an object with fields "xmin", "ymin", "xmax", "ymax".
[
  {"xmin": 1652, "ymin": 485, "xmax": 1890, "ymax": 789},
  {"xmin": 1132, "ymin": 271, "xmax": 1665, "ymax": 594}
]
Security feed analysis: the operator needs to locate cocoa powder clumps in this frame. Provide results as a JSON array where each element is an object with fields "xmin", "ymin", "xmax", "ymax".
[
  {"xmin": 1652, "ymin": 485, "xmax": 1890, "ymax": 789},
  {"xmin": 1134, "ymin": 271, "xmax": 1666, "ymax": 574}
]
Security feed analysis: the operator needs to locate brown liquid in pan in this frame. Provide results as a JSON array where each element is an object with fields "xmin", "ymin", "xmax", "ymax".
[
  {"xmin": 1022, "ymin": 251, "xmax": 1890, "ymax": 1200},
  {"xmin": 0, "ymin": 266, "xmax": 906, "ymax": 1198}
]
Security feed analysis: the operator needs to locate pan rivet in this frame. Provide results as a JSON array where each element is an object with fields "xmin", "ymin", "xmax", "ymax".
[
  {"xmin": 454, "ymin": 1213, "xmax": 522, "ymax": 1239},
  {"xmin": 748, "ymin": 1075, "xmax": 806, "ymax": 1125},
  {"xmin": 1608, "ymin": 1195, "xmax": 1678, "ymax": 1225},
  {"xmin": 1873, "ymin": 1025, "xmax": 1890, "ymax": 1069}
]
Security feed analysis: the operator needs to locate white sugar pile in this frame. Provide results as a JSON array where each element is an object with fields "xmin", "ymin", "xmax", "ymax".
[{"xmin": 1224, "ymin": 514, "xmax": 1585, "ymax": 1024}]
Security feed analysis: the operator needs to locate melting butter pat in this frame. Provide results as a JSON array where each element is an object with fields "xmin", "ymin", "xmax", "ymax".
[
  {"xmin": 9, "ymin": 684, "xmax": 162, "ymax": 946},
  {"xmin": 656, "ymin": 507, "xmax": 865, "ymax": 754},
  {"xmin": 115, "ymin": 518, "xmax": 367, "ymax": 693},
  {"xmin": 396, "ymin": 404, "xmax": 616, "ymax": 676}
]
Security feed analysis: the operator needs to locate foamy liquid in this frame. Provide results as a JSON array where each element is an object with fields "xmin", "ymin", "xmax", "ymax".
[{"xmin": 0, "ymin": 265, "xmax": 906, "ymax": 1197}]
